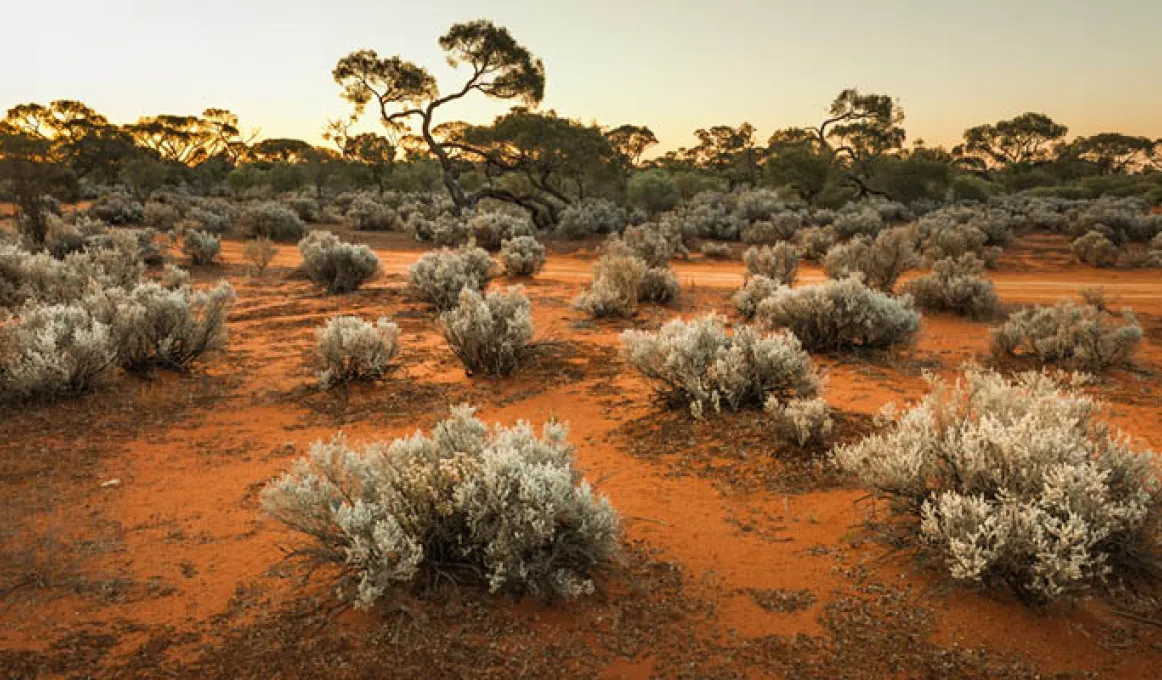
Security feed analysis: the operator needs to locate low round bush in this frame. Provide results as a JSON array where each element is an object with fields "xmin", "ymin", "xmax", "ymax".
[
  {"xmin": 262, "ymin": 406, "xmax": 620, "ymax": 606},
  {"xmin": 833, "ymin": 366, "xmax": 1162, "ymax": 603},
  {"xmin": 573, "ymin": 253, "xmax": 646, "ymax": 318},
  {"xmin": 316, "ymin": 315, "xmax": 400, "ymax": 387},
  {"xmin": 441, "ymin": 287, "xmax": 534, "ymax": 376},
  {"xmin": 467, "ymin": 212, "xmax": 535, "ymax": 251},
  {"xmin": 620, "ymin": 313, "xmax": 820, "ymax": 418},
  {"xmin": 991, "ymin": 301, "xmax": 1141, "ymax": 371},
  {"xmin": 906, "ymin": 254, "xmax": 998, "ymax": 320},
  {"xmin": 500, "ymin": 236, "xmax": 546, "ymax": 277},
  {"xmin": 182, "ymin": 230, "xmax": 221, "ymax": 265},
  {"xmin": 239, "ymin": 201, "xmax": 306, "ymax": 241},
  {"xmin": 298, "ymin": 231, "xmax": 379, "ymax": 294},
  {"xmin": 744, "ymin": 243, "xmax": 799, "ymax": 285},
  {"xmin": 757, "ymin": 277, "xmax": 920, "ymax": 352},
  {"xmin": 408, "ymin": 246, "xmax": 497, "ymax": 310}
]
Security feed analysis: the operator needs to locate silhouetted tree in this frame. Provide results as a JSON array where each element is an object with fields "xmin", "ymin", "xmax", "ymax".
[{"xmin": 956, "ymin": 113, "xmax": 1068, "ymax": 169}]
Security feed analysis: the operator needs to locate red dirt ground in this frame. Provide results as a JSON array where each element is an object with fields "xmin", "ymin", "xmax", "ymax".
[{"xmin": 3, "ymin": 227, "xmax": 1162, "ymax": 678}]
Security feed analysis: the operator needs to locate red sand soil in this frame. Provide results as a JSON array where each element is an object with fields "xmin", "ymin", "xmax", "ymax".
[{"xmin": 3, "ymin": 226, "xmax": 1162, "ymax": 678}]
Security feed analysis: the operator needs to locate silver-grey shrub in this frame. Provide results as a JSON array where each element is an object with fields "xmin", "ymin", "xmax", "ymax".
[
  {"xmin": 1072, "ymin": 230, "xmax": 1119, "ymax": 268},
  {"xmin": 467, "ymin": 212, "xmax": 535, "ymax": 251},
  {"xmin": 144, "ymin": 201, "xmax": 182, "ymax": 230},
  {"xmin": 239, "ymin": 201, "xmax": 306, "ymax": 241},
  {"xmin": 906, "ymin": 254, "xmax": 999, "ymax": 320},
  {"xmin": 408, "ymin": 246, "xmax": 497, "ymax": 310},
  {"xmin": 261, "ymin": 406, "xmax": 619, "ymax": 606},
  {"xmin": 757, "ymin": 277, "xmax": 921, "ymax": 352},
  {"xmin": 744, "ymin": 243, "xmax": 799, "ymax": 285},
  {"xmin": 732, "ymin": 275, "xmax": 781, "ymax": 320},
  {"xmin": 833, "ymin": 366, "xmax": 1161, "ymax": 602},
  {"xmin": 639, "ymin": 267, "xmax": 680, "ymax": 304},
  {"xmin": 441, "ymin": 287, "xmax": 534, "ymax": 376},
  {"xmin": 700, "ymin": 241, "xmax": 731, "ymax": 259},
  {"xmin": 0, "ymin": 302, "xmax": 115, "ymax": 402},
  {"xmin": 991, "ymin": 301, "xmax": 1141, "ymax": 371},
  {"xmin": 298, "ymin": 231, "xmax": 379, "ymax": 294},
  {"xmin": 347, "ymin": 196, "xmax": 401, "ymax": 231},
  {"xmin": 316, "ymin": 315, "xmax": 400, "ymax": 387},
  {"xmin": 766, "ymin": 396, "xmax": 833, "ymax": 449},
  {"xmin": 89, "ymin": 192, "xmax": 144, "ymax": 225},
  {"xmin": 500, "ymin": 236, "xmax": 546, "ymax": 277},
  {"xmin": 573, "ymin": 253, "xmax": 647, "ymax": 318},
  {"xmin": 823, "ymin": 226, "xmax": 919, "ymax": 292},
  {"xmin": 182, "ymin": 230, "xmax": 221, "ymax": 265},
  {"xmin": 620, "ymin": 313, "xmax": 820, "ymax": 417},
  {"xmin": 94, "ymin": 281, "xmax": 236, "ymax": 371},
  {"xmin": 795, "ymin": 226, "xmax": 837, "ymax": 262},
  {"xmin": 556, "ymin": 198, "xmax": 627, "ymax": 239}
]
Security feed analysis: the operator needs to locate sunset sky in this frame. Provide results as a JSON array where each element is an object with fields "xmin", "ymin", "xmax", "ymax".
[{"xmin": 4, "ymin": 0, "xmax": 1160, "ymax": 154}]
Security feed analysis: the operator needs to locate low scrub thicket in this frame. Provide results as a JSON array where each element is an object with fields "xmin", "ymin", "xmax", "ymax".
[
  {"xmin": 556, "ymin": 198, "xmax": 628, "ymax": 239},
  {"xmin": 639, "ymin": 266, "xmax": 680, "ymax": 304},
  {"xmin": 617, "ymin": 223, "xmax": 685, "ymax": 267},
  {"xmin": 283, "ymin": 195, "xmax": 321, "ymax": 223},
  {"xmin": 795, "ymin": 226, "xmax": 837, "ymax": 262},
  {"xmin": 1072, "ymin": 230, "xmax": 1119, "ymax": 268},
  {"xmin": 441, "ymin": 287, "xmax": 534, "ymax": 376},
  {"xmin": 0, "ymin": 303, "xmax": 116, "ymax": 400},
  {"xmin": 243, "ymin": 237, "xmax": 276, "ymax": 274},
  {"xmin": 700, "ymin": 241, "xmax": 731, "ymax": 259},
  {"xmin": 467, "ymin": 212, "xmax": 535, "ymax": 251},
  {"xmin": 573, "ymin": 253, "xmax": 647, "ymax": 318},
  {"xmin": 261, "ymin": 406, "xmax": 620, "ymax": 606},
  {"xmin": 1, "ymin": 232, "xmax": 145, "ymax": 308},
  {"xmin": 991, "ymin": 301, "xmax": 1142, "ymax": 371},
  {"xmin": 186, "ymin": 200, "xmax": 235, "ymax": 234},
  {"xmin": 757, "ymin": 277, "xmax": 921, "ymax": 352},
  {"xmin": 833, "ymin": 366, "xmax": 1162, "ymax": 602},
  {"xmin": 744, "ymin": 243, "xmax": 799, "ymax": 285},
  {"xmin": 823, "ymin": 226, "xmax": 919, "ymax": 292},
  {"xmin": 766, "ymin": 396, "xmax": 833, "ymax": 449},
  {"xmin": 906, "ymin": 254, "xmax": 999, "ymax": 320},
  {"xmin": 89, "ymin": 192, "xmax": 144, "ymax": 225},
  {"xmin": 408, "ymin": 246, "xmax": 497, "ymax": 310},
  {"xmin": 409, "ymin": 213, "xmax": 468, "ymax": 246},
  {"xmin": 732, "ymin": 275, "xmax": 781, "ymax": 320},
  {"xmin": 1, "ymin": 280, "xmax": 235, "ymax": 401},
  {"xmin": 144, "ymin": 201, "xmax": 182, "ymax": 230},
  {"xmin": 316, "ymin": 315, "xmax": 400, "ymax": 387},
  {"xmin": 239, "ymin": 201, "xmax": 306, "ymax": 241},
  {"xmin": 347, "ymin": 196, "xmax": 401, "ymax": 231},
  {"xmin": 500, "ymin": 236, "xmax": 546, "ymax": 277},
  {"xmin": 620, "ymin": 314, "xmax": 820, "ymax": 418},
  {"xmin": 298, "ymin": 231, "xmax": 379, "ymax": 294},
  {"xmin": 182, "ymin": 230, "xmax": 221, "ymax": 265}
]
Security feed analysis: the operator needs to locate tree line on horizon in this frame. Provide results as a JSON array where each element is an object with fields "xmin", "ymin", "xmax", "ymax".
[{"xmin": 3, "ymin": 19, "xmax": 1161, "ymax": 232}]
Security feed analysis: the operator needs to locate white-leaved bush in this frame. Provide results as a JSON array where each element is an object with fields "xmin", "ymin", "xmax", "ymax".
[
  {"xmin": 298, "ymin": 230, "xmax": 379, "ymax": 294},
  {"xmin": 93, "ymin": 281, "xmax": 236, "ymax": 371},
  {"xmin": 316, "ymin": 315, "xmax": 400, "ymax": 387},
  {"xmin": 1072, "ymin": 230, "xmax": 1119, "ymax": 268},
  {"xmin": 347, "ymin": 196, "xmax": 401, "ymax": 231},
  {"xmin": 408, "ymin": 246, "xmax": 497, "ymax": 310},
  {"xmin": 0, "ymin": 303, "xmax": 116, "ymax": 401},
  {"xmin": 823, "ymin": 226, "xmax": 919, "ymax": 292},
  {"xmin": 991, "ymin": 301, "xmax": 1142, "ymax": 371},
  {"xmin": 500, "ymin": 236, "xmax": 546, "ymax": 277},
  {"xmin": 700, "ymin": 241, "xmax": 731, "ymax": 259},
  {"xmin": 639, "ymin": 267, "xmax": 680, "ymax": 304},
  {"xmin": 732, "ymin": 275, "xmax": 781, "ymax": 320},
  {"xmin": 766, "ymin": 396, "xmax": 833, "ymax": 449},
  {"xmin": 620, "ymin": 313, "xmax": 820, "ymax": 418},
  {"xmin": 744, "ymin": 243, "xmax": 799, "ymax": 285},
  {"xmin": 906, "ymin": 254, "xmax": 999, "ymax": 320},
  {"xmin": 441, "ymin": 287, "xmax": 534, "ymax": 376},
  {"xmin": 182, "ymin": 230, "xmax": 221, "ymax": 265},
  {"xmin": 239, "ymin": 201, "xmax": 306, "ymax": 241},
  {"xmin": 832, "ymin": 366, "xmax": 1162, "ymax": 602},
  {"xmin": 467, "ymin": 212, "xmax": 536, "ymax": 251},
  {"xmin": 556, "ymin": 198, "xmax": 627, "ymax": 239},
  {"xmin": 757, "ymin": 277, "xmax": 921, "ymax": 351},
  {"xmin": 261, "ymin": 406, "xmax": 620, "ymax": 606},
  {"xmin": 573, "ymin": 252, "xmax": 647, "ymax": 318}
]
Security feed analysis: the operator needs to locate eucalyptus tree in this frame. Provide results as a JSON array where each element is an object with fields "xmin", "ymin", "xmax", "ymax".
[{"xmin": 332, "ymin": 19, "xmax": 546, "ymax": 214}]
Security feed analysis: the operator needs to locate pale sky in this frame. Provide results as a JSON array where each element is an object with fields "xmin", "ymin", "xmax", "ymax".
[{"xmin": 3, "ymin": 0, "xmax": 1160, "ymax": 154}]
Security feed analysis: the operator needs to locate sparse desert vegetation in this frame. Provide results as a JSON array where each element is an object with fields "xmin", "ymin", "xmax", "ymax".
[{"xmin": 4, "ymin": 10, "xmax": 1162, "ymax": 679}]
